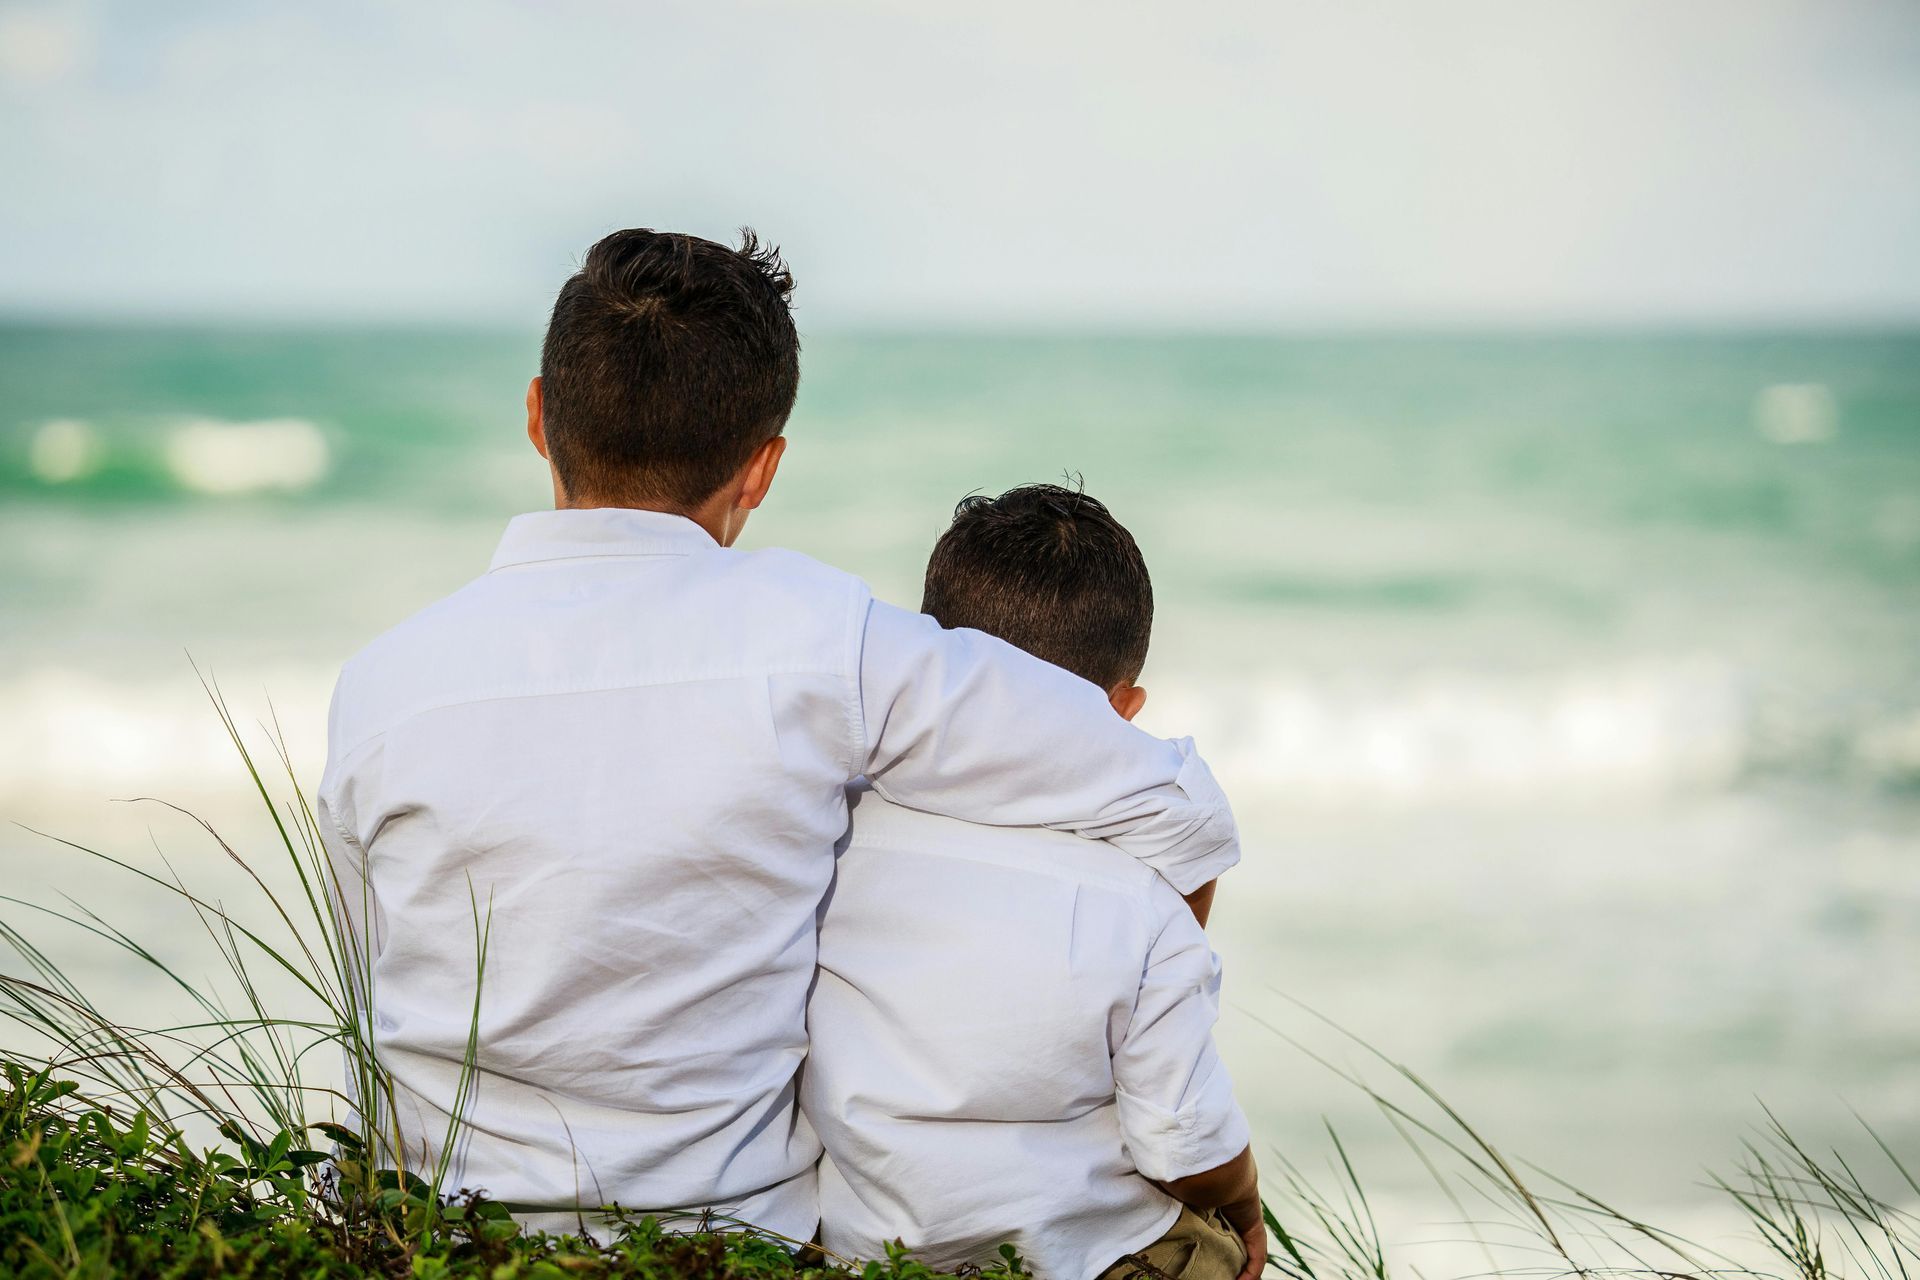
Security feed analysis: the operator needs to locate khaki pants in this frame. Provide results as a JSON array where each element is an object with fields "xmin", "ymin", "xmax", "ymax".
[{"xmin": 1097, "ymin": 1205, "xmax": 1249, "ymax": 1280}]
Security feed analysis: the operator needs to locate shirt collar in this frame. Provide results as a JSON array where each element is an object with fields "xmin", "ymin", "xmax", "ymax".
[{"xmin": 489, "ymin": 507, "xmax": 720, "ymax": 571}]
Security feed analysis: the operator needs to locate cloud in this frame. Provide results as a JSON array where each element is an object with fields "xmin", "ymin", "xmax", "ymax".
[
  {"xmin": 0, "ymin": 0, "xmax": 1915, "ymax": 325},
  {"xmin": 0, "ymin": 5, "xmax": 89, "ymax": 86}
]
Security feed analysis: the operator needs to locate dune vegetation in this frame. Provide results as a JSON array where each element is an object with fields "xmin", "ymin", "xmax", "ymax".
[{"xmin": 2, "ymin": 684, "xmax": 1914, "ymax": 1280}]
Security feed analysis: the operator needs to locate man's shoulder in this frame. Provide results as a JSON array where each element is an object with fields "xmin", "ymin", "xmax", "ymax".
[
  {"xmin": 711, "ymin": 544, "xmax": 875, "ymax": 616},
  {"xmin": 841, "ymin": 789, "xmax": 1167, "ymax": 903},
  {"xmin": 336, "ymin": 565, "xmax": 503, "ymax": 675},
  {"xmin": 324, "ymin": 573, "xmax": 501, "ymax": 756},
  {"xmin": 725, "ymin": 542, "xmax": 865, "ymax": 585},
  {"xmin": 327, "ymin": 543, "xmax": 873, "ymax": 764}
]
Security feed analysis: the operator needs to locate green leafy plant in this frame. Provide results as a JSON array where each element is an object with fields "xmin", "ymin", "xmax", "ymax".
[{"xmin": 2, "ymin": 678, "xmax": 1915, "ymax": 1279}]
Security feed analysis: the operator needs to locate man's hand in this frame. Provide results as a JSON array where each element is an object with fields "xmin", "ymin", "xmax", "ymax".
[
  {"xmin": 1220, "ymin": 1191, "xmax": 1268, "ymax": 1280},
  {"xmin": 1157, "ymin": 1146, "xmax": 1263, "ymax": 1278}
]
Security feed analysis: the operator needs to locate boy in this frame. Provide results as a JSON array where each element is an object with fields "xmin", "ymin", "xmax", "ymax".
[
  {"xmin": 316, "ymin": 231, "xmax": 1241, "ymax": 1237},
  {"xmin": 805, "ymin": 484, "xmax": 1264, "ymax": 1280}
]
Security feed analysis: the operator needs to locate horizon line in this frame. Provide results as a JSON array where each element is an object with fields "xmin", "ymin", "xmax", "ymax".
[{"xmin": 4, "ymin": 309, "xmax": 1920, "ymax": 341}]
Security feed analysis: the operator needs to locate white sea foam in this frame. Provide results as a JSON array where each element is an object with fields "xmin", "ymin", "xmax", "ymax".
[
  {"xmin": 27, "ymin": 418, "xmax": 103, "ymax": 483},
  {"xmin": 1753, "ymin": 382, "xmax": 1839, "ymax": 445},
  {"xmin": 12, "ymin": 656, "xmax": 1908, "ymax": 815},
  {"xmin": 1856, "ymin": 707, "xmax": 1920, "ymax": 779},
  {"xmin": 164, "ymin": 417, "xmax": 331, "ymax": 495},
  {"xmin": 1149, "ymin": 658, "xmax": 1756, "ymax": 806},
  {"xmin": 0, "ymin": 667, "xmax": 331, "ymax": 811}
]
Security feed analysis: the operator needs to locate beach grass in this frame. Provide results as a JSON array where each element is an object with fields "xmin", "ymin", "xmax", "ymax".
[{"xmin": 2, "ymin": 683, "xmax": 1915, "ymax": 1280}]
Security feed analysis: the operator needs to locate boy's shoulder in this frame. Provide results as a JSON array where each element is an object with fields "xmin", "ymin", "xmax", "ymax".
[{"xmin": 841, "ymin": 787, "xmax": 1177, "ymax": 911}]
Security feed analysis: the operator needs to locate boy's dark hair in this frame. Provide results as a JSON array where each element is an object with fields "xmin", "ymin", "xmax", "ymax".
[
  {"xmin": 921, "ymin": 483, "xmax": 1153, "ymax": 691},
  {"xmin": 539, "ymin": 227, "xmax": 799, "ymax": 508}
]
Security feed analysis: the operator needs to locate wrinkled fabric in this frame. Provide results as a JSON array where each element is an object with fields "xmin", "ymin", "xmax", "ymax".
[
  {"xmin": 317, "ymin": 507, "xmax": 1240, "ymax": 1238},
  {"xmin": 806, "ymin": 790, "xmax": 1251, "ymax": 1280}
]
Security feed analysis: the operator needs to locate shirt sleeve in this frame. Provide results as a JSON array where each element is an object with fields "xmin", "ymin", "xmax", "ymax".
[
  {"xmin": 854, "ymin": 598, "xmax": 1240, "ymax": 894},
  {"xmin": 1111, "ymin": 893, "xmax": 1252, "ymax": 1182},
  {"xmin": 316, "ymin": 676, "xmax": 385, "ymax": 977}
]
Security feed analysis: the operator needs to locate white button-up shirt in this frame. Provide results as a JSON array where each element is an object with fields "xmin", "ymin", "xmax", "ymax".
[
  {"xmin": 317, "ymin": 507, "xmax": 1239, "ymax": 1238},
  {"xmin": 805, "ymin": 789, "xmax": 1252, "ymax": 1280}
]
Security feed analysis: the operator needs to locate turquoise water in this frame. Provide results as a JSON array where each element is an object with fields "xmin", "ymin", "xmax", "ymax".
[{"xmin": 2, "ymin": 325, "xmax": 1917, "ymax": 1257}]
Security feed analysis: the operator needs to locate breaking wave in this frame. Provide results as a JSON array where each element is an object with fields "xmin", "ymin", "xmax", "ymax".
[
  {"xmin": 1152, "ymin": 658, "xmax": 1920, "ymax": 807},
  {"xmin": 8, "ymin": 415, "xmax": 331, "ymax": 498},
  {"xmin": 164, "ymin": 417, "xmax": 330, "ymax": 495},
  {"xmin": 4, "ymin": 659, "xmax": 1916, "ymax": 813}
]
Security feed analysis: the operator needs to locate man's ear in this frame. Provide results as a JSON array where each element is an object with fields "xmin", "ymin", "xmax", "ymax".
[
  {"xmin": 526, "ymin": 376, "xmax": 548, "ymax": 459},
  {"xmin": 736, "ymin": 434, "xmax": 787, "ymax": 512},
  {"xmin": 528, "ymin": 376, "xmax": 570, "ymax": 508},
  {"xmin": 1109, "ymin": 683, "xmax": 1147, "ymax": 722}
]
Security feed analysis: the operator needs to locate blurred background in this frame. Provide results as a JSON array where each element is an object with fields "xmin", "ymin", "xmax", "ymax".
[{"xmin": 2, "ymin": 0, "xmax": 1917, "ymax": 1267}]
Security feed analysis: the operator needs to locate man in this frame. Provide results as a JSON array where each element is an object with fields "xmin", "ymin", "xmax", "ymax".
[
  {"xmin": 806, "ymin": 484, "xmax": 1264, "ymax": 1280},
  {"xmin": 316, "ymin": 229, "xmax": 1240, "ymax": 1239}
]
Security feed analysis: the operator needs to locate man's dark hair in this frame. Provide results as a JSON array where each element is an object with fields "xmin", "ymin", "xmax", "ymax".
[
  {"xmin": 539, "ymin": 227, "xmax": 799, "ymax": 508},
  {"xmin": 921, "ymin": 483, "xmax": 1153, "ymax": 690}
]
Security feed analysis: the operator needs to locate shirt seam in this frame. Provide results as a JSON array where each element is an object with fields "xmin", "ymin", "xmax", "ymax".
[
  {"xmin": 318, "ymin": 789, "xmax": 368, "ymax": 865},
  {"xmin": 844, "ymin": 590, "xmax": 873, "ymax": 778},
  {"xmin": 487, "ymin": 549, "xmax": 701, "ymax": 572},
  {"xmin": 332, "ymin": 667, "xmax": 849, "ymax": 762},
  {"xmin": 1115, "ymin": 912, "xmax": 1190, "ymax": 1126}
]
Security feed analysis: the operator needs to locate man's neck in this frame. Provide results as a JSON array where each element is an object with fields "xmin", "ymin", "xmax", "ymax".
[{"xmin": 556, "ymin": 496, "xmax": 735, "ymax": 546}]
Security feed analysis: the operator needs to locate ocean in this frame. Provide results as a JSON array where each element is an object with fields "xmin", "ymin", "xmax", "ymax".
[{"xmin": 2, "ymin": 324, "xmax": 1917, "ymax": 1264}]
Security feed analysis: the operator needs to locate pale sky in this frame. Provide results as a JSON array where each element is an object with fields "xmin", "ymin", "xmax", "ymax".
[{"xmin": 1, "ymin": 0, "xmax": 1917, "ymax": 327}]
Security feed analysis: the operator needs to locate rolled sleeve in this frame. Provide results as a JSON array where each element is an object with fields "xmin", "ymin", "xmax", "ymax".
[
  {"xmin": 1159, "ymin": 740, "xmax": 1240, "ymax": 892},
  {"xmin": 1115, "ymin": 1059, "xmax": 1252, "ymax": 1183},
  {"xmin": 855, "ymin": 599, "xmax": 1240, "ymax": 894},
  {"xmin": 1112, "ymin": 896, "xmax": 1252, "ymax": 1181}
]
